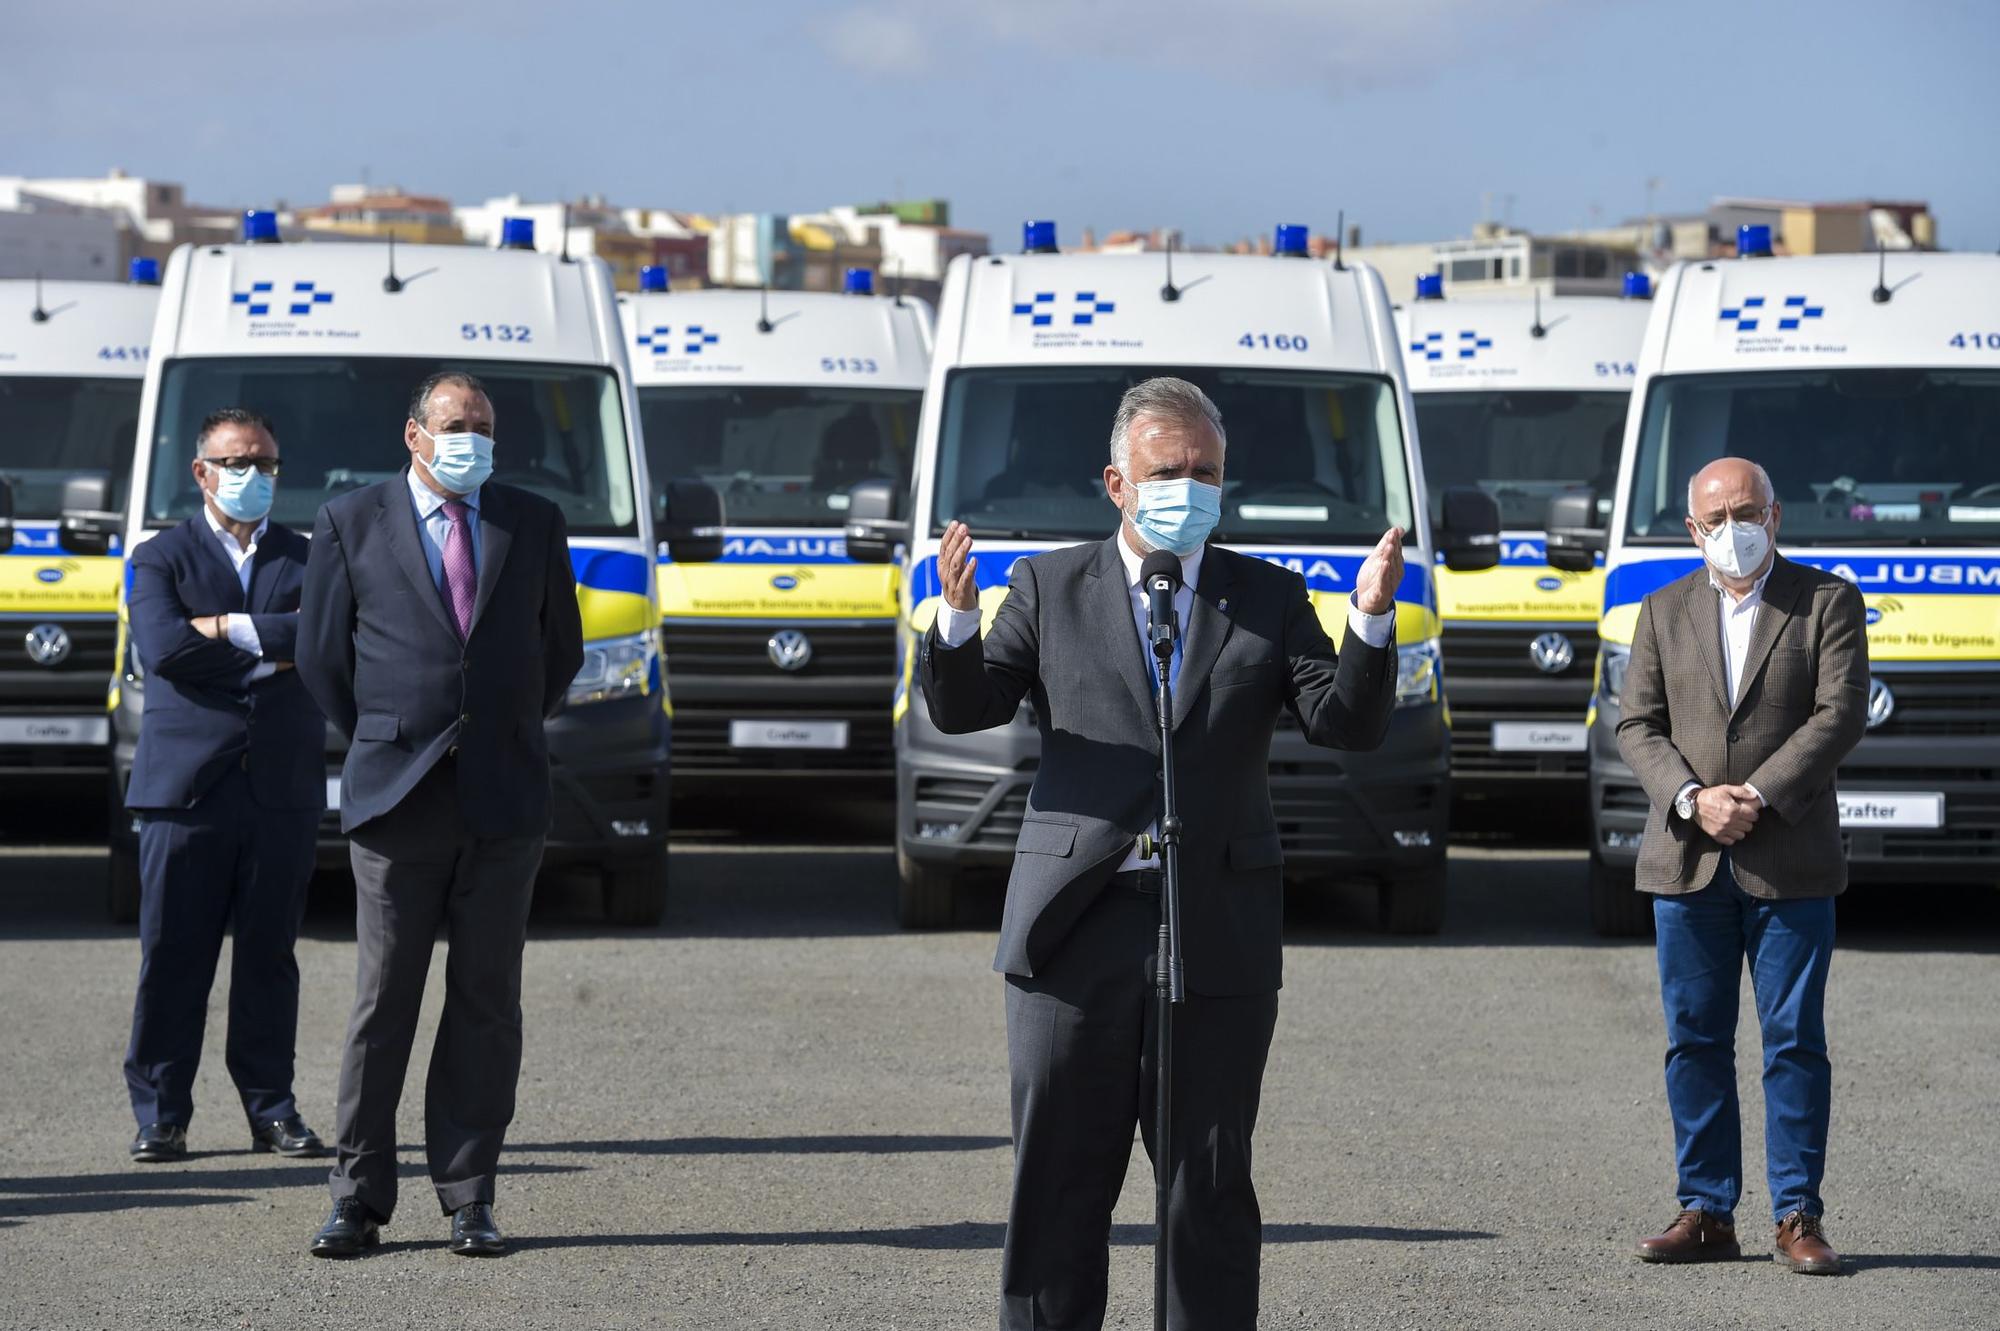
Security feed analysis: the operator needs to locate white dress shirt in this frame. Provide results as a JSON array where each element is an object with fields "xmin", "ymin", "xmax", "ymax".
[
  {"xmin": 936, "ymin": 532, "xmax": 1397, "ymax": 868},
  {"xmin": 202, "ymin": 506, "xmax": 275, "ymax": 682},
  {"xmin": 1674, "ymin": 560, "xmax": 1773, "ymax": 815}
]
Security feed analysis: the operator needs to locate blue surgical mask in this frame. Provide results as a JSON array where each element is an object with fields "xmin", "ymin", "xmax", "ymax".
[
  {"xmin": 1125, "ymin": 476, "xmax": 1222, "ymax": 557},
  {"xmin": 418, "ymin": 425, "xmax": 495, "ymax": 494},
  {"xmin": 205, "ymin": 462, "xmax": 275, "ymax": 522}
]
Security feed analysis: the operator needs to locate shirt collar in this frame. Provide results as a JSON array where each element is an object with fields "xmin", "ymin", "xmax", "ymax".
[
  {"xmin": 1116, "ymin": 529, "xmax": 1204, "ymax": 592},
  {"xmin": 201, "ymin": 502, "xmax": 267, "ymax": 550},
  {"xmin": 1708, "ymin": 558, "xmax": 1775, "ymax": 604},
  {"xmin": 406, "ymin": 464, "xmax": 480, "ymax": 518}
]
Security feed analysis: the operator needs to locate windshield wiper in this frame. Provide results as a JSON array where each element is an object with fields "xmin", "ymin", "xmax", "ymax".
[{"xmin": 957, "ymin": 525, "xmax": 1041, "ymax": 540}]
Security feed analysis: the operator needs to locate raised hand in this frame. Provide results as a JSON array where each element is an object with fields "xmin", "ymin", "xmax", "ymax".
[
  {"xmin": 1353, "ymin": 527, "xmax": 1404, "ymax": 616},
  {"xmin": 939, "ymin": 520, "xmax": 980, "ymax": 613}
]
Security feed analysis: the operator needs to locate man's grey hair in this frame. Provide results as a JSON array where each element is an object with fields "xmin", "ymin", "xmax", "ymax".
[
  {"xmin": 1687, "ymin": 460, "xmax": 1775, "ymax": 518},
  {"xmin": 1108, "ymin": 377, "xmax": 1226, "ymax": 475},
  {"xmin": 194, "ymin": 406, "xmax": 276, "ymax": 456}
]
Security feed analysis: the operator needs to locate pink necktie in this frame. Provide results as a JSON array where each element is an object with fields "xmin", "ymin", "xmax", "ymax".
[{"xmin": 441, "ymin": 500, "xmax": 476, "ymax": 640}]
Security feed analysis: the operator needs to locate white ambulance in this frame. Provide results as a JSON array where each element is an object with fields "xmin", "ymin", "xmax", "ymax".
[
  {"xmin": 620, "ymin": 265, "xmax": 931, "ymax": 795},
  {"xmin": 848, "ymin": 221, "xmax": 1500, "ymax": 932},
  {"xmin": 1397, "ymin": 277, "xmax": 1650, "ymax": 800},
  {"xmin": 1551, "ymin": 225, "xmax": 2000, "ymax": 933},
  {"xmin": 0, "ymin": 263, "xmax": 158, "ymax": 796},
  {"xmin": 105, "ymin": 212, "xmax": 720, "ymax": 923}
]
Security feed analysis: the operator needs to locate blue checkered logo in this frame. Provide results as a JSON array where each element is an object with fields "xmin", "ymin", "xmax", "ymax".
[
  {"xmin": 636, "ymin": 324, "xmax": 721, "ymax": 355},
  {"xmin": 231, "ymin": 280, "xmax": 332, "ymax": 317},
  {"xmin": 1013, "ymin": 291, "xmax": 1116, "ymax": 328},
  {"xmin": 1719, "ymin": 294, "xmax": 1823, "ymax": 333},
  {"xmin": 1410, "ymin": 330, "xmax": 1492, "ymax": 361}
]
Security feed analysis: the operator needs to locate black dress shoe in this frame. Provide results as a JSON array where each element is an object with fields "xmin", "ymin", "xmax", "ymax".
[
  {"xmin": 310, "ymin": 1198, "xmax": 382, "ymax": 1258},
  {"xmin": 129, "ymin": 1123, "xmax": 187, "ymax": 1163},
  {"xmin": 250, "ymin": 1114, "xmax": 325, "ymax": 1157},
  {"xmin": 449, "ymin": 1202, "xmax": 506, "ymax": 1256}
]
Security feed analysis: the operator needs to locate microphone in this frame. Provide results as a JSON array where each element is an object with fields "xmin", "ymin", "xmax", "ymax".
[{"xmin": 1141, "ymin": 549, "xmax": 1182, "ymax": 663}]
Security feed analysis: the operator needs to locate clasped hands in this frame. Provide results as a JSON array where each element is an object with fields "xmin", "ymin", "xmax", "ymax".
[{"xmin": 1694, "ymin": 784, "xmax": 1762, "ymax": 846}]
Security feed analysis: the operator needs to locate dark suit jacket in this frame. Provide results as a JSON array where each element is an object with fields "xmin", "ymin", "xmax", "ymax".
[
  {"xmin": 125, "ymin": 516, "xmax": 325, "ymax": 812},
  {"xmin": 295, "ymin": 473, "xmax": 586, "ymax": 837},
  {"xmin": 921, "ymin": 535, "xmax": 1397, "ymax": 996},
  {"xmin": 1616, "ymin": 554, "xmax": 1869, "ymax": 898}
]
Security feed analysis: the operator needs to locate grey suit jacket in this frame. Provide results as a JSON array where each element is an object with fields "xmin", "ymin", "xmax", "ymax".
[
  {"xmin": 1615, "ymin": 554, "xmax": 1869, "ymax": 899},
  {"xmin": 920, "ymin": 535, "xmax": 1396, "ymax": 996}
]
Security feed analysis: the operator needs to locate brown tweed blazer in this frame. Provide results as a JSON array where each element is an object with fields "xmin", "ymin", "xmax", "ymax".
[{"xmin": 1615, "ymin": 554, "xmax": 1869, "ymax": 898}]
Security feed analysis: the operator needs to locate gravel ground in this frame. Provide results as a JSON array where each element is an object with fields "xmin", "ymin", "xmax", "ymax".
[{"xmin": 1, "ymin": 813, "xmax": 1996, "ymax": 1330}]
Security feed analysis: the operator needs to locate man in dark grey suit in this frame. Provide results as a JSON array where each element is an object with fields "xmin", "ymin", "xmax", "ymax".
[
  {"xmin": 1617, "ymin": 457, "xmax": 1867, "ymax": 1275},
  {"xmin": 296, "ymin": 371, "xmax": 584, "ymax": 1258},
  {"xmin": 923, "ymin": 377, "xmax": 1402, "ymax": 1329}
]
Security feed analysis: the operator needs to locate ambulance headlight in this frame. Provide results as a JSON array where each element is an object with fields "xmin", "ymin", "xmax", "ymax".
[
  {"xmin": 1395, "ymin": 640, "xmax": 1440, "ymax": 709},
  {"xmin": 1598, "ymin": 643, "xmax": 1630, "ymax": 702},
  {"xmin": 567, "ymin": 630, "xmax": 657, "ymax": 707}
]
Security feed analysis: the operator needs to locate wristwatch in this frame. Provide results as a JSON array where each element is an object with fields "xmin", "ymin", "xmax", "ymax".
[{"xmin": 1674, "ymin": 784, "xmax": 1698, "ymax": 821}]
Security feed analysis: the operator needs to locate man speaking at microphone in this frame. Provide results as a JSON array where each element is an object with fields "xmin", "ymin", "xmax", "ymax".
[{"xmin": 922, "ymin": 377, "xmax": 1403, "ymax": 1329}]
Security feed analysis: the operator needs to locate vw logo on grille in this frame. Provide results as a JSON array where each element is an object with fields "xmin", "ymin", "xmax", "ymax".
[
  {"xmin": 1528, "ymin": 631, "xmax": 1575, "ymax": 675},
  {"xmin": 767, "ymin": 629, "xmax": 813, "ymax": 672},
  {"xmin": 23, "ymin": 623, "xmax": 72, "ymax": 667},
  {"xmin": 1866, "ymin": 677, "xmax": 1895, "ymax": 729}
]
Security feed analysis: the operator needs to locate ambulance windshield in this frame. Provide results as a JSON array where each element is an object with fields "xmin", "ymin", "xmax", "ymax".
[{"xmin": 1625, "ymin": 368, "xmax": 2000, "ymax": 545}]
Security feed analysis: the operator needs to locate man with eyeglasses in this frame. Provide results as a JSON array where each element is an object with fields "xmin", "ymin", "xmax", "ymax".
[
  {"xmin": 1617, "ymin": 456, "xmax": 1868, "ymax": 1275},
  {"xmin": 122, "ymin": 407, "xmax": 327, "ymax": 1164}
]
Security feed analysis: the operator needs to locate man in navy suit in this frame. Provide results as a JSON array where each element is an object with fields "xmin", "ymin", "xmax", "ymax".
[
  {"xmin": 123, "ymin": 407, "xmax": 327, "ymax": 1164},
  {"xmin": 297, "ymin": 370, "xmax": 583, "ymax": 1258}
]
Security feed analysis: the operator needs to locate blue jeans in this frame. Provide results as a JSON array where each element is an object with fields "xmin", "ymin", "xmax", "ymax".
[{"xmin": 1653, "ymin": 860, "xmax": 1835, "ymax": 1226}]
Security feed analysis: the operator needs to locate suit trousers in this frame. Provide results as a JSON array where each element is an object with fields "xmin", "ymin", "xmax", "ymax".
[
  {"xmin": 327, "ymin": 758, "xmax": 543, "ymax": 1220},
  {"xmin": 125, "ymin": 765, "xmax": 316, "ymax": 1129},
  {"xmin": 1002, "ymin": 875, "xmax": 1279, "ymax": 1331},
  {"xmin": 1653, "ymin": 857, "xmax": 1836, "ymax": 1225}
]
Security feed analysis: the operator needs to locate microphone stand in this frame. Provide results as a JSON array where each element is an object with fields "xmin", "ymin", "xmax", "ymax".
[{"xmin": 1144, "ymin": 571, "xmax": 1186, "ymax": 1331}]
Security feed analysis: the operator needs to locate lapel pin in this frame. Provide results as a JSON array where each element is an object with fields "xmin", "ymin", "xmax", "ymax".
[{"xmin": 1218, "ymin": 597, "xmax": 1229, "ymax": 613}]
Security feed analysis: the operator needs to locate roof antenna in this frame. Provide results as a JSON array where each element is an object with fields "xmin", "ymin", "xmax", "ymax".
[
  {"xmin": 892, "ymin": 259, "xmax": 906, "ymax": 308},
  {"xmin": 1160, "ymin": 233, "xmax": 1181, "ymax": 302},
  {"xmin": 1530, "ymin": 288, "xmax": 1547, "ymax": 339},
  {"xmin": 382, "ymin": 232, "xmax": 404, "ymax": 293},
  {"xmin": 1332, "ymin": 209, "xmax": 1347, "ymax": 271},
  {"xmin": 30, "ymin": 273, "xmax": 49, "ymax": 323},
  {"xmin": 1871, "ymin": 243, "xmax": 1891, "ymax": 304},
  {"xmin": 559, "ymin": 204, "xmax": 572, "ymax": 262},
  {"xmin": 757, "ymin": 283, "xmax": 773, "ymax": 333}
]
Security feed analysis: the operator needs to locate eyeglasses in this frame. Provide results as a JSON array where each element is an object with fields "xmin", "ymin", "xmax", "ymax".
[
  {"xmin": 201, "ymin": 456, "xmax": 282, "ymax": 478},
  {"xmin": 1693, "ymin": 504, "xmax": 1770, "ymax": 534}
]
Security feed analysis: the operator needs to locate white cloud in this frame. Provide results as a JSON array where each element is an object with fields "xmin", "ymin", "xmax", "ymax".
[
  {"xmin": 812, "ymin": 0, "xmax": 1578, "ymax": 89},
  {"xmin": 818, "ymin": 5, "xmax": 935, "ymax": 75}
]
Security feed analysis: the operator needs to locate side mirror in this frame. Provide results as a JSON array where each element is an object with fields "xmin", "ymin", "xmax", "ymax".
[
  {"xmin": 842, "ymin": 479, "xmax": 907, "ymax": 565},
  {"xmin": 659, "ymin": 480, "xmax": 725, "ymax": 564},
  {"xmin": 0, "ymin": 476, "xmax": 14, "ymax": 554},
  {"xmin": 60, "ymin": 474, "xmax": 120, "ymax": 558},
  {"xmin": 1436, "ymin": 485, "xmax": 1501, "ymax": 572},
  {"xmin": 1545, "ymin": 490, "xmax": 1607, "ymax": 573}
]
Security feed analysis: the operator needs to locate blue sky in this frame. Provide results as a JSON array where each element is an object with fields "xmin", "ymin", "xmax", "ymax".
[{"xmin": 9, "ymin": 0, "xmax": 1999, "ymax": 251}]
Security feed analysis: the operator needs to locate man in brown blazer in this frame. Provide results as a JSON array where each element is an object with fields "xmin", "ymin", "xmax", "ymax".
[{"xmin": 1616, "ymin": 457, "xmax": 1868, "ymax": 1275}]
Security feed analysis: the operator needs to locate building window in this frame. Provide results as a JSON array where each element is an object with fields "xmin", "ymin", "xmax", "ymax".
[{"xmin": 1582, "ymin": 249, "xmax": 1609, "ymax": 279}]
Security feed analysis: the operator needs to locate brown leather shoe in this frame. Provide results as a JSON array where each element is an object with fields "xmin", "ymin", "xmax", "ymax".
[
  {"xmin": 1774, "ymin": 1210, "xmax": 1841, "ymax": 1274},
  {"xmin": 1636, "ymin": 1208, "xmax": 1741, "ymax": 1263}
]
